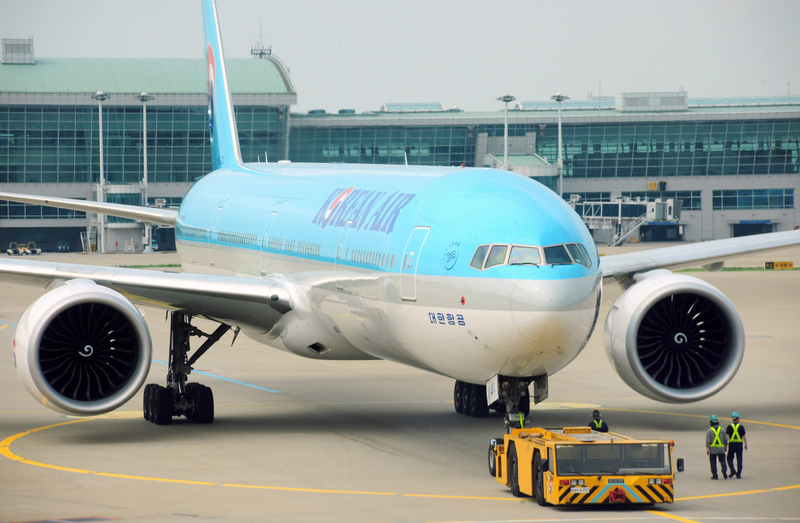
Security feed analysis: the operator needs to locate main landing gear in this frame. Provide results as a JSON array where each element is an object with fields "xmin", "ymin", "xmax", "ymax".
[
  {"xmin": 453, "ymin": 380, "xmax": 522, "ymax": 418},
  {"xmin": 143, "ymin": 312, "xmax": 231, "ymax": 425}
]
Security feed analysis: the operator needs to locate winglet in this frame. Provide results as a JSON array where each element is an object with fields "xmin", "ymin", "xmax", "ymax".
[{"xmin": 202, "ymin": 0, "xmax": 243, "ymax": 170}]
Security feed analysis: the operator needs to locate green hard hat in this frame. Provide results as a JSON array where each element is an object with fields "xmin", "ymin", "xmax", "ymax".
[
  {"xmin": 709, "ymin": 414, "xmax": 718, "ymax": 422},
  {"xmin": 732, "ymin": 412, "xmax": 740, "ymax": 419}
]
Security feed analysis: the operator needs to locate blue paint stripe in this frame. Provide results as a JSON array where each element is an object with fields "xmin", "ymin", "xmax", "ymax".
[
  {"xmin": 153, "ymin": 359, "xmax": 280, "ymax": 393},
  {"xmin": 589, "ymin": 482, "xmax": 644, "ymax": 503},
  {"xmin": 0, "ymin": 320, "xmax": 17, "ymax": 327}
]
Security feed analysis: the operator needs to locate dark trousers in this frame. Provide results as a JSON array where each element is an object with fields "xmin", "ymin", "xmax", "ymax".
[
  {"xmin": 727, "ymin": 443, "xmax": 743, "ymax": 476},
  {"xmin": 709, "ymin": 452, "xmax": 727, "ymax": 477}
]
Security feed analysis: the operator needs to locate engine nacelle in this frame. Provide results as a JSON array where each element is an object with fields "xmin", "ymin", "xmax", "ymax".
[
  {"xmin": 13, "ymin": 279, "xmax": 152, "ymax": 416},
  {"xmin": 604, "ymin": 270, "xmax": 744, "ymax": 403}
]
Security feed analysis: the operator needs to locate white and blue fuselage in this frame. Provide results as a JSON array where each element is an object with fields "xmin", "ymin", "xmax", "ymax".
[{"xmin": 174, "ymin": 162, "xmax": 602, "ymax": 385}]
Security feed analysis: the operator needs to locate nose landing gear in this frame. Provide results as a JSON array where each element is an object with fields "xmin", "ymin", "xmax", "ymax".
[{"xmin": 143, "ymin": 312, "xmax": 231, "ymax": 425}]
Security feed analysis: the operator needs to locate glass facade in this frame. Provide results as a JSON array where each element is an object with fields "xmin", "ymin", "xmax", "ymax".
[
  {"xmin": 289, "ymin": 125, "xmax": 475, "ymax": 166},
  {"xmin": 712, "ymin": 189, "xmax": 794, "ymax": 210},
  {"xmin": 288, "ymin": 119, "xmax": 800, "ymax": 179},
  {"xmin": 0, "ymin": 200, "xmax": 86, "ymax": 220},
  {"xmin": 0, "ymin": 105, "xmax": 288, "ymax": 184},
  {"xmin": 533, "ymin": 121, "xmax": 800, "ymax": 178}
]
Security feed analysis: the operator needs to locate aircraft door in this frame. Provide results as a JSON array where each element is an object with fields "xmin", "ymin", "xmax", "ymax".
[
  {"xmin": 400, "ymin": 226, "xmax": 430, "ymax": 301},
  {"xmin": 208, "ymin": 206, "xmax": 222, "ymax": 266},
  {"xmin": 260, "ymin": 211, "xmax": 276, "ymax": 276},
  {"xmin": 334, "ymin": 220, "xmax": 353, "ymax": 290}
]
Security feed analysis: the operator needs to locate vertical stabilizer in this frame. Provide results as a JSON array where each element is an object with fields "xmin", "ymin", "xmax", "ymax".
[{"xmin": 202, "ymin": 0, "xmax": 242, "ymax": 170}]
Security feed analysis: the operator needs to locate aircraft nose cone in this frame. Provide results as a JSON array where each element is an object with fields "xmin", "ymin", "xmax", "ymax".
[{"xmin": 510, "ymin": 277, "xmax": 583, "ymax": 342}]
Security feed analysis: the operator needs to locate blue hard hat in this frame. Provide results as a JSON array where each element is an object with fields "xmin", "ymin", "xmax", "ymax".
[
  {"xmin": 709, "ymin": 414, "xmax": 718, "ymax": 423},
  {"xmin": 732, "ymin": 412, "xmax": 740, "ymax": 419}
]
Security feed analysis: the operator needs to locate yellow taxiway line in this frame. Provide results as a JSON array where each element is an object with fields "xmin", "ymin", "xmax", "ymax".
[{"xmin": 2, "ymin": 411, "xmax": 799, "ymax": 503}]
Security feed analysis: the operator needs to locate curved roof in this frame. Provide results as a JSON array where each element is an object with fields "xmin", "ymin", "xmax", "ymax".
[{"xmin": 0, "ymin": 57, "xmax": 295, "ymax": 95}]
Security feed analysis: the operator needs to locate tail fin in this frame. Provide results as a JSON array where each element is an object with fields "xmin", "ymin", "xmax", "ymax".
[{"xmin": 202, "ymin": 0, "xmax": 242, "ymax": 170}]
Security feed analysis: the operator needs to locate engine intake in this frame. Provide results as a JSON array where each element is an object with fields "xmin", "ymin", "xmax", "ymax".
[
  {"xmin": 604, "ymin": 270, "xmax": 744, "ymax": 403},
  {"xmin": 14, "ymin": 279, "xmax": 152, "ymax": 415}
]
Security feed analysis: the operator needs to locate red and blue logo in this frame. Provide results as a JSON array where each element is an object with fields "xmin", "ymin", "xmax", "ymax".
[{"xmin": 312, "ymin": 186, "xmax": 416, "ymax": 234}]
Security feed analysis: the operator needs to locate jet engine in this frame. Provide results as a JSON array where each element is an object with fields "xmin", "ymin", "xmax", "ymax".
[
  {"xmin": 13, "ymin": 279, "xmax": 152, "ymax": 416},
  {"xmin": 604, "ymin": 270, "xmax": 744, "ymax": 403}
]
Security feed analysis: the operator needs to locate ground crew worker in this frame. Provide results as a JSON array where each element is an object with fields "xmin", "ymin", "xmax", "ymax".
[
  {"xmin": 706, "ymin": 414, "xmax": 728, "ymax": 479},
  {"xmin": 726, "ymin": 412, "xmax": 748, "ymax": 478},
  {"xmin": 588, "ymin": 410, "xmax": 609, "ymax": 432}
]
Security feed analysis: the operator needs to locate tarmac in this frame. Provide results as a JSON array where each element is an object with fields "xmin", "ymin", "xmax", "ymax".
[{"xmin": 1, "ymin": 245, "xmax": 799, "ymax": 523}]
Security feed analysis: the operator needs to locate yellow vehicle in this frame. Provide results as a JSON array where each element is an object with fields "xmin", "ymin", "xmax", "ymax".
[{"xmin": 490, "ymin": 427, "xmax": 677, "ymax": 506}]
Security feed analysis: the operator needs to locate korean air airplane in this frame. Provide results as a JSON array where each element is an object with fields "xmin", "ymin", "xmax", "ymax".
[{"xmin": 2, "ymin": 0, "xmax": 799, "ymax": 429}]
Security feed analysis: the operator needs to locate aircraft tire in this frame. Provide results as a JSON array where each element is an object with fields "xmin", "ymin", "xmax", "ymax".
[
  {"xmin": 454, "ymin": 381, "xmax": 464, "ymax": 414},
  {"xmin": 152, "ymin": 386, "xmax": 173, "ymax": 425},
  {"xmin": 461, "ymin": 383, "xmax": 473, "ymax": 415},
  {"xmin": 193, "ymin": 385, "xmax": 214, "ymax": 424},
  {"xmin": 185, "ymin": 383, "xmax": 200, "ymax": 420},
  {"xmin": 470, "ymin": 384, "xmax": 489, "ymax": 418},
  {"xmin": 143, "ymin": 384, "xmax": 157, "ymax": 421}
]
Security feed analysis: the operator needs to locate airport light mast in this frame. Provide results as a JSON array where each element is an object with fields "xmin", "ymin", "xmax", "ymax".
[
  {"xmin": 551, "ymin": 93, "xmax": 569, "ymax": 197},
  {"xmin": 136, "ymin": 92, "xmax": 155, "ymax": 253},
  {"xmin": 497, "ymin": 94, "xmax": 516, "ymax": 169},
  {"xmin": 92, "ymin": 91, "xmax": 110, "ymax": 253}
]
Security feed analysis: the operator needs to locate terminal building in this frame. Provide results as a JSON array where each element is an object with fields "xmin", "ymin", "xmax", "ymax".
[
  {"xmin": 1, "ymin": 38, "xmax": 799, "ymax": 250},
  {"xmin": 0, "ymin": 38, "xmax": 294, "ymax": 252}
]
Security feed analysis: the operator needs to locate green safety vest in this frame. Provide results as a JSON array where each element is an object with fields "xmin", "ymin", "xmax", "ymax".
[
  {"xmin": 730, "ymin": 423, "xmax": 743, "ymax": 443},
  {"xmin": 710, "ymin": 426, "xmax": 724, "ymax": 448},
  {"xmin": 593, "ymin": 419, "xmax": 603, "ymax": 429}
]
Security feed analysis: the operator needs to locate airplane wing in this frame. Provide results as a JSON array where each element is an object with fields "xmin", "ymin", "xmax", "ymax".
[
  {"xmin": 601, "ymin": 229, "xmax": 800, "ymax": 282},
  {"xmin": 0, "ymin": 258, "xmax": 292, "ymax": 333},
  {"xmin": 0, "ymin": 191, "xmax": 177, "ymax": 225}
]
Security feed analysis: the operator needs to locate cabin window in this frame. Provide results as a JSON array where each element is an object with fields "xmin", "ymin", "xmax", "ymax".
[
  {"xmin": 543, "ymin": 245, "xmax": 573, "ymax": 265},
  {"xmin": 485, "ymin": 245, "xmax": 508, "ymax": 268},
  {"xmin": 470, "ymin": 245, "xmax": 490, "ymax": 269},
  {"xmin": 508, "ymin": 246, "xmax": 541, "ymax": 265}
]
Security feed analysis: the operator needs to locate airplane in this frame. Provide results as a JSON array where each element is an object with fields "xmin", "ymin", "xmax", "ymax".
[{"xmin": 2, "ymin": 0, "xmax": 800, "ymax": 429}]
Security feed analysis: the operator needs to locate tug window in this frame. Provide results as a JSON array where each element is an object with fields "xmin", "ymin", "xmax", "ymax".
[
  {"xmin": 508, "ymin": 246, "xmax": 541, "ymax": 265},
  {"xmin": 485, "ymin": 245, "xmax": 508, "ymax": 268},
  {"xmin": 470, "ymin": 245, "xmax": 490, "ymax": 269}
]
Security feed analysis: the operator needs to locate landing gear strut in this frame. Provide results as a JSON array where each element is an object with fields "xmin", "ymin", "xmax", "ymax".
[
  {"xmin": 143, "ymin": 312, "xmax": 230, "ymax": 425},
  {"xmin": 498, "ymin": 374, "xmax": 547, "ymax": 431}
]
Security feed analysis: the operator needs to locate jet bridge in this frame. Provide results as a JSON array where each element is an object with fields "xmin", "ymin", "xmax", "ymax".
[{"xmin": 568, "ymin": 196, "xmax": 682, "ymax": 245}]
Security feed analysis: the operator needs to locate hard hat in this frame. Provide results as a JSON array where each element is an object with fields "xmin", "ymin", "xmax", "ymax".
[
  {"xmin": 709, "ymin": 414, "xmax": 718, "ymax": 423},
  {"xmin": 732, "ymin": 412, "xmax": 740, "ymax": 419}
]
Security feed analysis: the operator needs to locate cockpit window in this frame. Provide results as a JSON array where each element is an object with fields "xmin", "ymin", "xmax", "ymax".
[
  {"xmin": 508, "ymin": 246, "xmax": 541, "ymax": 265},
  {"xmin": 577, "ymin": 243, "xmax": 592, "ymax": 268},
  {"xmin": 485, "ymin": 245, "xmax": 508, "ymax": 268},
  {"xmin": 566, "ymin": 244, "xmax": 589, "ymax": 268},
  {"xmin": 470, "ymin": 245, "xmax": 490, "ymax": 269},
  {"xmin": 471, "ymin": 242, "xmax": 594, "ymax": 270},
  {"xmin": 544, "ymin": 245, "xmax": 572, "ymax": 265}
]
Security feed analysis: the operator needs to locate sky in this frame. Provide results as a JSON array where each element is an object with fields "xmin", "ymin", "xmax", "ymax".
[{"xmin": 2, "ymin": 0, "xmax": 799, "ymax": 114}]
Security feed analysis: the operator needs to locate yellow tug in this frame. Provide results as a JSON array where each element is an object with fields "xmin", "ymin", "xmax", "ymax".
[{"xmin": 490, "ymin": 427, "xmax": 678, "ymax": 506}]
